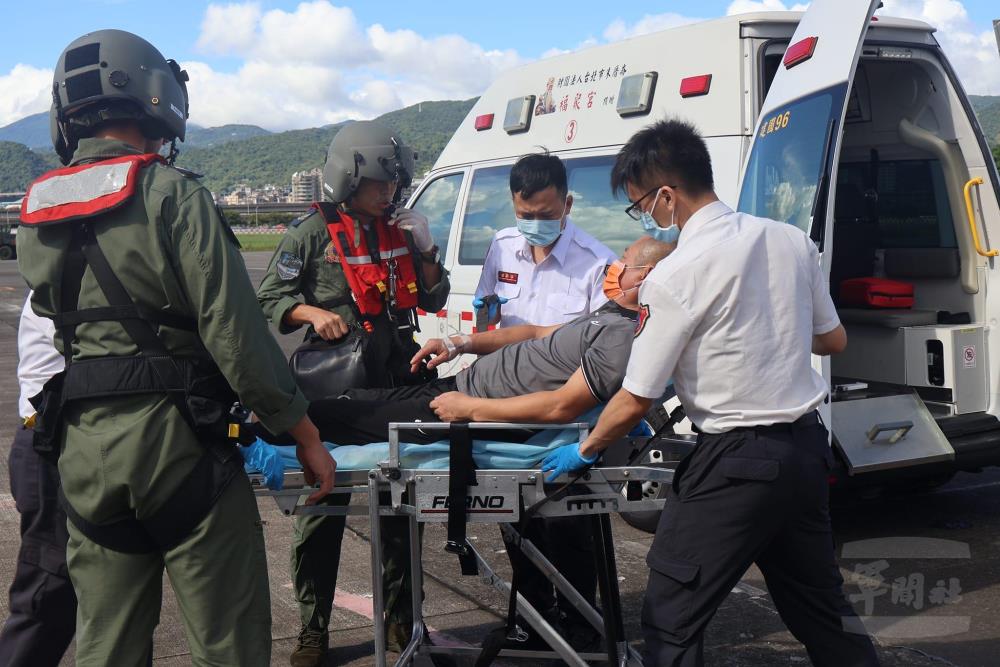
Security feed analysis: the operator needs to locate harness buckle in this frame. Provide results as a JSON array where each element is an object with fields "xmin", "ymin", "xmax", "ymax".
[{"xmin": 444, "ymin": 539, "xmax": 470, "ymax": 556}]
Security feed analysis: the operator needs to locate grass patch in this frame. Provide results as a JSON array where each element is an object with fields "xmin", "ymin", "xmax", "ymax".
[{"xmin": 236, "ymin": 232, "xmax": 283, "ymax": 252}]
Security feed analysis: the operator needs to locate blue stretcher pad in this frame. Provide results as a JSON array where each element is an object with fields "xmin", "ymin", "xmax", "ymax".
[
  {"xmin": 282, "ymin": 424, "xmax": 582, "ymax": 472},
  {"xmin": 245, "ymin": 405, "xmax": 657, "ymax": 490}
]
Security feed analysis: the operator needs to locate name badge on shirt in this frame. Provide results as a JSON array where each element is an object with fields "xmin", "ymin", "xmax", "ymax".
[{"xmin": 498, "ymin": 271, "xmax": 518, "ymax": 285}]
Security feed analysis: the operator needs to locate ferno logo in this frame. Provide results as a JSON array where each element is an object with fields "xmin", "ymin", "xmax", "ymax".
[{"xmin": 430, "ymin": 495, "xmax": 507, "ymax": 509}]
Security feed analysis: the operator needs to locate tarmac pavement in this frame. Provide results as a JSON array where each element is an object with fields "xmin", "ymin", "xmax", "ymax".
[{"xmin": 0, "ymin": 251, "xmax": 996, "ymax": 666}]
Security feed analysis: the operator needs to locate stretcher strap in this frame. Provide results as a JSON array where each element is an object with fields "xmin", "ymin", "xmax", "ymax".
[{"xmin": 445, "ymin": 422, "xmax": 479, "ymax": 575}]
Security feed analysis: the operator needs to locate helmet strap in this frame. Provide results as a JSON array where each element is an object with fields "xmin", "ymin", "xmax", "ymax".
[
  {"xmin": 166, "ymin": 138, "xmax": 179, "ymax": 165},
  {"xmin": 51, "ymin": 82, "xmax": 73, "ymax": 164}
]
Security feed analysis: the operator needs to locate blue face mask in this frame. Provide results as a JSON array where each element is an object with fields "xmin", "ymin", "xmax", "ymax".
[
  {"xmin": 639, "ymin": 190, "xmax": 680, "ymax": 244},
  {"xmin": 516, "ymin": 205, "xmax": 566, "ymax": 247}
]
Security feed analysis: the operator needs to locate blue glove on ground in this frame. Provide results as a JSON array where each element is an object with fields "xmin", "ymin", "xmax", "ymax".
[
  {"xmin": 240, "ymin": 439, "xmax": 285, "ymax": 490},
  {"xmin": 540, "ymin": 443, "xmax": 598, "ymax": 482},
  {"xmin": 472, "ymin": 295, "xmax": 509, "ymax": 321}
]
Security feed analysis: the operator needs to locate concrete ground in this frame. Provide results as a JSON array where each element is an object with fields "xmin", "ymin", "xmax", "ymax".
[{"xmin": 0, "ymin": 251, "xmax": 995, "ymax": 666}]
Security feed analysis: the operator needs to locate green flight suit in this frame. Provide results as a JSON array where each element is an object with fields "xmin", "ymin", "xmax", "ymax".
[
  {"xmin": 18, "ymin": 138, "xmax": 310, "ymax": 666},
  {"xmin": 257, "ymin": 208, "xmax": 449, "ymax": 644}
]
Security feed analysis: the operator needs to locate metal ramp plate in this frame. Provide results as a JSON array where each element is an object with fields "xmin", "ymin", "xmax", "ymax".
[{"xmin": 832, "ymin": 393, "xmax": 954, "ymax": 474}]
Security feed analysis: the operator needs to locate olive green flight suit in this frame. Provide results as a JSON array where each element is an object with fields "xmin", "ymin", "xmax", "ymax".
[
  {"xmin": 257, "ymin": 208, "xmax": 449, "ymax": 643},
  {"xmin": 18, "ymin": 138, "xmax": 310, "ymax": 666}
]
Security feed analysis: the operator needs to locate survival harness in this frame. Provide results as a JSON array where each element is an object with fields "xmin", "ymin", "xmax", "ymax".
[
  {"xmin": 313, "ymin": 202, "xmax": 420, "ymax": 325},
  {"xmin": 22, "ymin": 154, "xmax": 250, "ymax": 554}
]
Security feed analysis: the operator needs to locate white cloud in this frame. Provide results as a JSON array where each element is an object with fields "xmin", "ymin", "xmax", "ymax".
[
  {"xmin": 181, "ymin": 1, "xmax": 524, "ymax": 129},
  {"xmin": 0, "ymin": 64, "xmax": 52, "ymax": 128},
  {"xmin": 602, "ymin": 13, "xmax": 706, "ymax": 41},
  {"xmin": 196, "ymin": 2, "xmax": 262, "ymax": 55},
  {"xmin": 726, "ymin": 0, "xmax": 809, "ymax": 13}
]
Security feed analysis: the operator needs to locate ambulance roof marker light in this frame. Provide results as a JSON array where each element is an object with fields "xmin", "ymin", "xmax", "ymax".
[
  {"xmin": 783, "ymin": 36, "xmax": 818, "ymax": 69},
  {"xmin": 679, "ymin": 74, "xmax": 712, "ymax": 98},
  {"xmin": 616, "ymin": 71, "xmax": 658, "ymax": 117},
  {"xmin": 474, "ymin": 113, "xmax": 494, "ymax": 131},
  {"xmin": 503, "ymin": 95, "xmax": 535, "ymax": 134}
]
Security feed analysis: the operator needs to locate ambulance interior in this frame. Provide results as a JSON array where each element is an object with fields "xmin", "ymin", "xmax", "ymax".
[{"xmin": 820, "ymin": 52, "xmax": 997, "ymax": 420}]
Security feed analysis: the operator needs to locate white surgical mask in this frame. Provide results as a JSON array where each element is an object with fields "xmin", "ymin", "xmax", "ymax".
[
  {"xmin": 516, "ymin": 203, "xmax": 567, "ymax": 247},
  {"xmin": 639, "ymin": 189, "xmax": 679, "ymax": 244}
]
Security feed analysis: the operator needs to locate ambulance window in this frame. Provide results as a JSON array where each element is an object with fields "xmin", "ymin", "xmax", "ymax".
[
  {"xmin": 565, "ymin": 156, "xmax": 639, "ymax": 255},
  {"xmin": 738, "ymin": 88, "xmax": 843, "ymax": 235},
  {"xmin": 459, "ymin": 165, "xmax": 514, "ymax": 265},
  {"xmin": 410, "ymin": 172, "xmax": 463, "ymax": 261},
  {"xmin": 458, "ymin": 157, "xmax": 639, "ymax": 265}
]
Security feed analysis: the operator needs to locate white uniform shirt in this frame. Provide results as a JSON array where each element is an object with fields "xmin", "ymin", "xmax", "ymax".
[
  {"xmin": 623, "ymin": 201, "xmax": 840, "ymax": 434},
  {"xmin": 18, "ymin": 294, "xmax": 64, "ymax": 420},
  {"xmin": 475, "ymin": 218, "xmax": 617, "ymax": 327}
]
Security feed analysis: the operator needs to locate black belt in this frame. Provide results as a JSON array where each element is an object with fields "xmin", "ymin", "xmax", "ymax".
[{"xmin": 697, "ymin": 410, "xmax": 821, "ymax": 436}]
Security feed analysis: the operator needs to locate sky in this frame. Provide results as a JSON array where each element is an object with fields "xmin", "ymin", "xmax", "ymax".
[{"xmin": 1, "ymin": 0, "xmax": 999, "ymax": 131}]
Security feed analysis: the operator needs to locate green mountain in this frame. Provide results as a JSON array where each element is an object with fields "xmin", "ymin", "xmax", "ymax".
[
  {"xmin": 185, "ymin": 124, "xmax": 271, "ymax": 147},
  {"xmin": 970, "ymin": 95, "xmax": 1000, "ymax": 147},
  {"xmin": 174, "ymin": 98, "xmax": 477, "ymax": 192},
  {"xmin": 0, "ymin": 141, "xmax": 59, "ymax": 191},
  {"xmin": 0, "ymin": 114, "xmax": 51, "ymax": 149},
  {"xmin": 0, "ymin": 112, "xmax": 272, "ymax": 151}
]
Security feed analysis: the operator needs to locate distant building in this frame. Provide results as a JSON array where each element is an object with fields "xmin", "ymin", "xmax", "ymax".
[{"xmin": 291, "ymin": 168, "xmax": 323, "ymax": 203}]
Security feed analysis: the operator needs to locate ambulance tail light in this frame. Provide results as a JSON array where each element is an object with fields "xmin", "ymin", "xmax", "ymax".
[
  {"xmin": 679, "ymin": 74, "xmax": 712, "ymax": 98},
  {"xmin": 474, "ymin": 113, "xmax": 494, "ymax": 131},
  {"xmin": 783, "ymin": 36, "xmax": 818, "ymax": 69},
  {"xmin": 503, "ymin": 96, "xmax": 535, "ymax": 134},
  {"xmin": 616, "ymin": 71, "xmax": 658, "ymax": 117}
]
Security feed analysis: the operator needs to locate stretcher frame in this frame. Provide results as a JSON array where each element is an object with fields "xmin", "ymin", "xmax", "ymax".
[{"xmin": 252, "ymin": 421, "xmax": 673, "ymax": 667}]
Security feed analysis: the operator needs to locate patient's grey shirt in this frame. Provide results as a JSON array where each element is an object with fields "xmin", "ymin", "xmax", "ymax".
[{"xmin": 456, "ymin": 304, "xmax": 637, "ymax": 402}]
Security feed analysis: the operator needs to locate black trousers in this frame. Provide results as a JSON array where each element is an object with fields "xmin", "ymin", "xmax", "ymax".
[
  {"xmin": 0, "ymin": 426, "xmax": 77, "ymax": 666},
  {"xmin": 642, "ymin": 415, "xmax": 880, "ymax": 667}
]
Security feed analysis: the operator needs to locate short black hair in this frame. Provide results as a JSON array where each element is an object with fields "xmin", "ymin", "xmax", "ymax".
[
  {"xmin": 510, "ymin": 152, "xmax": 568, "ymax": 199},
  {"xmin": 610, "ymin": 118, "xmax": 714, "ymax": 197}
]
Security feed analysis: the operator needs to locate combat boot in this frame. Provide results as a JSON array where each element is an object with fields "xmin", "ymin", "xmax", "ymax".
[{"xmin": 290, "ymin": 627, "xmax": 328, "ymax": 667}]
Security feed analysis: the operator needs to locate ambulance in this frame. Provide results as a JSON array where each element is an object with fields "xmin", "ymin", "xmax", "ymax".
[{"xmin": 406, "ymin": 0, "xmax": 1000, "ymax": 507}]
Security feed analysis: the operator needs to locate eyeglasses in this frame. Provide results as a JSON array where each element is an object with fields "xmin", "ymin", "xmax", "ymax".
[{"xmin": 624, "ymin": 185, "xmax": 676, "ymax": 221}]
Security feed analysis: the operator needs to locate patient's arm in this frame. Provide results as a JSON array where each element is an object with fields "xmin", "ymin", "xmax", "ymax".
[
  {"xmin": 410, "ymin": 322, "xmax": 563, "ymax": 372},
  {"xmin": 429, "ymin": 368, "xmax": 597, "ymax": 423}
]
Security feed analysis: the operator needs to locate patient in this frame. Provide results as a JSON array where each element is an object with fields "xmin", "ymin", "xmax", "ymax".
[
  {"xmin": 254, "ymin": 237, "xmax": 673, "ymax": 446},
  {"xmin": 252, "ymin": 236, "xmax": 672, "ymax": 652}
]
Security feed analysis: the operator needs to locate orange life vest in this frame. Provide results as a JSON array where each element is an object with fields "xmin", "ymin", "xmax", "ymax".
[{"xmin": 314, "ymin": 203, "xmax": 419, "ymax": 317}]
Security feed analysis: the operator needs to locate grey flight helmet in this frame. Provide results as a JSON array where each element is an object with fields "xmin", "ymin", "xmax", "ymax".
[
  {"xmin": 50, "ymin": 29, "xmax": 189, "ymax": 164},
  {"xmin": 322, "ymin": 120, "xmax": 416, "ymax": 204}
]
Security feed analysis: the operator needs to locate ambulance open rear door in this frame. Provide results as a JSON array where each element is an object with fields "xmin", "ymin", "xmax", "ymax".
[{"xmin": 736, "ymin": 0, "xmax": 954, "ymax": 474}]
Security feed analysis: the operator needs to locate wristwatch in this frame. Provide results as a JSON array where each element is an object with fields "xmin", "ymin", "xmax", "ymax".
[{"xmin": 419, "ymin": 245, "xmax": 440, "ymax": 264}]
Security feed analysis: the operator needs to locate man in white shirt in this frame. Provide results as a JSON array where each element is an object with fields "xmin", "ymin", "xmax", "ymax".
[
  {"xmin": 542, "ymin": 120, "xmax": 879, "ymax": 666},
  {"xmin": 0, "ymin": 294, "xmax": 75, "ymax": 666},
  {"xmin": 474, "ymin": 153, "xmax": 617, "ymax": 328}
]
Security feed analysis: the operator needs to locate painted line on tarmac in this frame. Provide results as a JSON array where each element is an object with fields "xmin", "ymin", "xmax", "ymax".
[{"xmin": 333, "ymin": 588, "xmax": 471, "ymax": 648}]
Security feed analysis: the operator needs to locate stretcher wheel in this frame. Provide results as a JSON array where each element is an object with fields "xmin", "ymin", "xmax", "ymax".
[{"xmin": 619, "ymin": 452, "xmax": 671, "ymax": 534}]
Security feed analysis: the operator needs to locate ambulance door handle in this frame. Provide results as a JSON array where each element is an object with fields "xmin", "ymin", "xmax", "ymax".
[
  {"xmin": 866, "ymin": 421, "xmax": 914, "ymax": 445},
  {"xmin": 963, "ymin": 177, "xmax": 998, "ymax": 257}
]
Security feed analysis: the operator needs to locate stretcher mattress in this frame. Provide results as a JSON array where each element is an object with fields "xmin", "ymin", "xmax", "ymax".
[{"xmin": 260, "ymin": 424, "xmax": 583, "ymax": 475}]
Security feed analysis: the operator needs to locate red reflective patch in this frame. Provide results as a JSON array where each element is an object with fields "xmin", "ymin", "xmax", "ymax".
[{"xmin": 21, "ymin": 153, "xmax": 163, "ymax": 225}]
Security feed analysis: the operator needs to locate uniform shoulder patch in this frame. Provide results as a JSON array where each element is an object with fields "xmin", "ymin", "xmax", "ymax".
[
  {"xmin": 635, "ymin": 303, "xmax": 650, "ymax": 337},
  {"xmin": 290, "ymin": 210, "xmax": 316, "ymax": 228},
  {"xmin": 276, "ymin": 251, "xmax": 304, "ymax": 280}
]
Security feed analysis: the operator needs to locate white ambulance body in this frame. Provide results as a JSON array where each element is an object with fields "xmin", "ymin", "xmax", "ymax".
[{"xmin": 407, "ymin": 2, "xmax": 1000, "ymax": 487}]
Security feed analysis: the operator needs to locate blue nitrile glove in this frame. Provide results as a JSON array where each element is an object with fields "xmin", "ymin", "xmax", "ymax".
[
  {"xmin": 472, "ymin": 295, "xmax": 509, "ymax": 322},
  {"xmin": 541, "ymin": 443, "xmax": 598, "ymax": 482},
  {"xmin": 240, "ymin": 439, "xmax": 285, "ymax": 490}
]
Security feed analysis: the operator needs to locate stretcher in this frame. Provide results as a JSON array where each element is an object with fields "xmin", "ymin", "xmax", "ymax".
[{"xmin": 251, "ymin": 421, "xmax": 673, "ymax": 666}]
